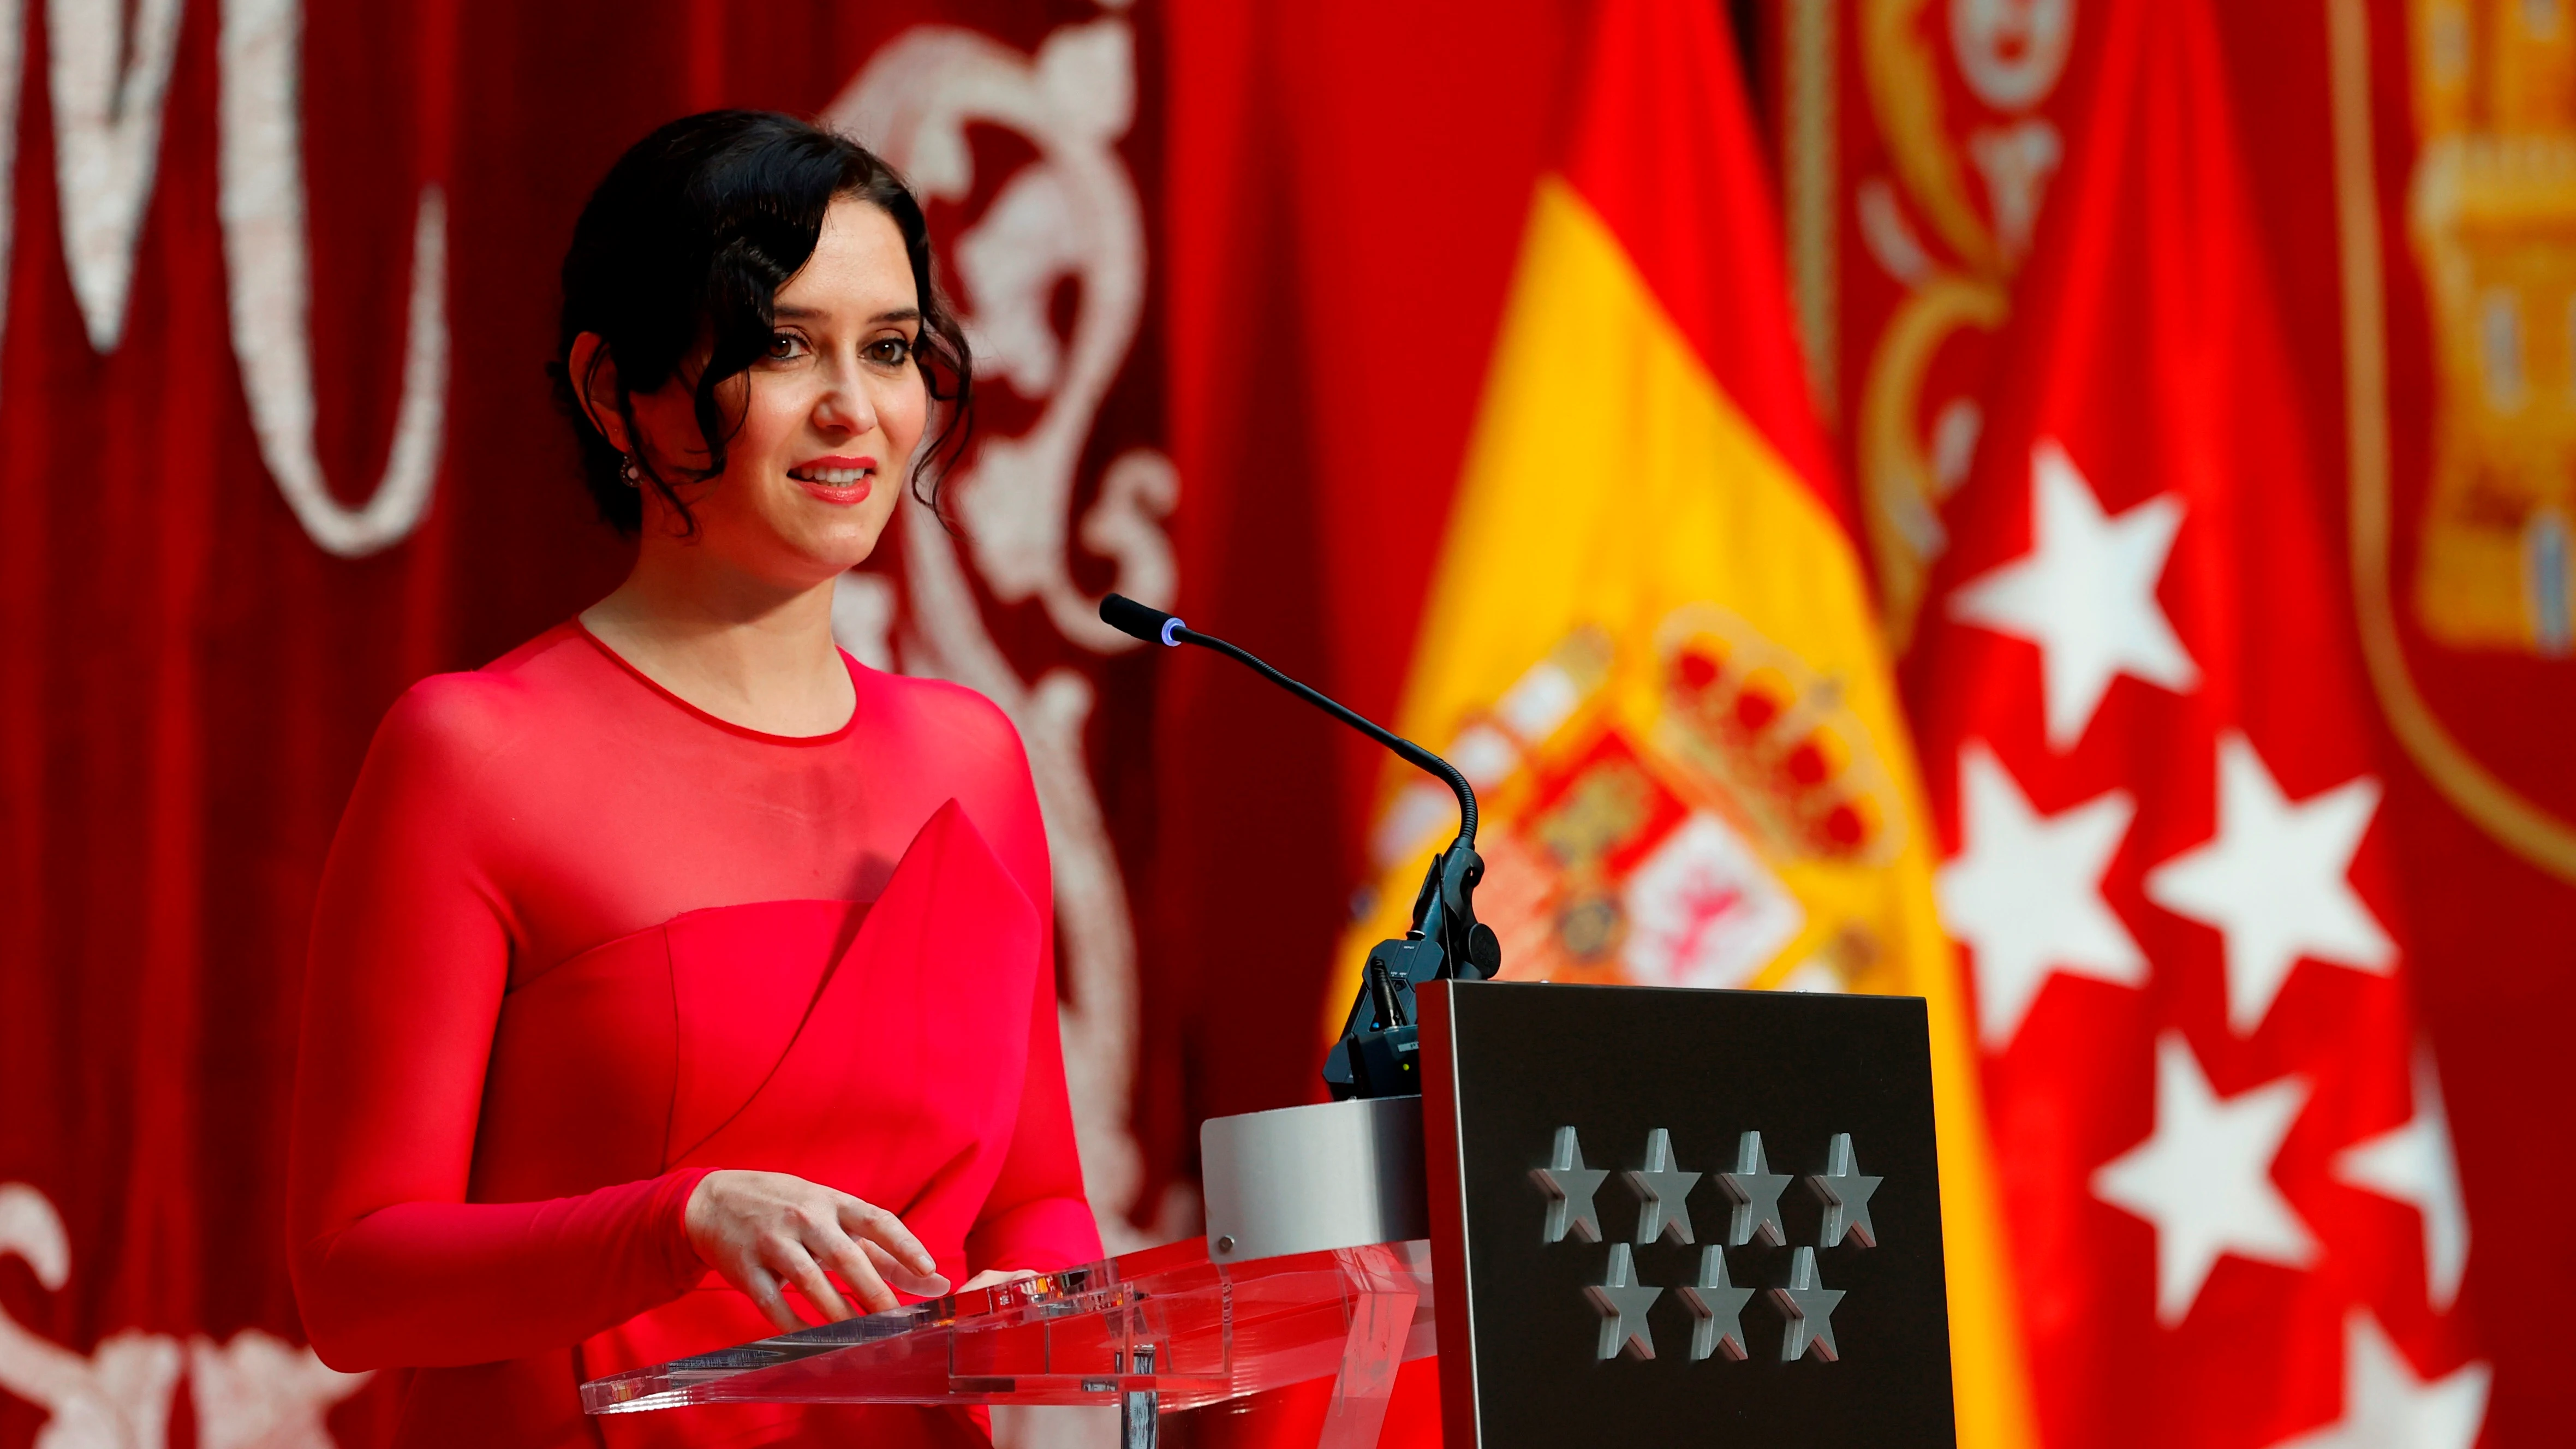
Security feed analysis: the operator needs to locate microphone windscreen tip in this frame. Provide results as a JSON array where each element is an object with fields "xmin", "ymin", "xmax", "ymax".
[{"xmin": 1100, "ymin": 593, "xmax": 1177, "ymax": 646}]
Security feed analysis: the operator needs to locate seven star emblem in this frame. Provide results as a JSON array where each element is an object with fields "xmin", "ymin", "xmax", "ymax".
[
  {"xmin": 1924, "ymin": 434, "xmax": 2447, "ymax": 1427},
  {"xmin": 1585, "ymin": 1243, "xmax": 1665, "ymax": 1361},
  {"xmin": 1623, "ymin": 1128, "xmax": 1702, "ymax": 1245},
  {"xmin": 1530, "ymin": 1126, "xmax": 1610, "ymax": 1244}
]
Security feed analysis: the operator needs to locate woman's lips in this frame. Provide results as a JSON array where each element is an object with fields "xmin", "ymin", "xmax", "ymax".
[
  {"xmin": 789, "ymin": 457, "xmax": 876, "ymax": 506},
  {"xmin": 795, "ymin": 476, "xmax": 872, "ymax": 506}
]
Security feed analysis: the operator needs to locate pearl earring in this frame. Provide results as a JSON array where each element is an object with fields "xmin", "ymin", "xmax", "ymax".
[{"xmin": 620, "ymin": 455, "xmax": 642, "ymax": 487}]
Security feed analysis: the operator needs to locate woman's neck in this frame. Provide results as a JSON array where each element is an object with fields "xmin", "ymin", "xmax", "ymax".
[{"xmin": 579, "ymin": 542, "xmax": 857, "ymax": 738}]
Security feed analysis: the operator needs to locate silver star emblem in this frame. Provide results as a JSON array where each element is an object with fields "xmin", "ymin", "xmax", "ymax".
[
  {"xmin": 1623, "ymin": 1128, "xmax": 1703, "ymax": 1245},
  {"xmin": 1768, "ymin": 1247, "xmax": 1846, "ymax": 1362},
  {"xmin": 1585, "ymin": 1242, "xmax": 1664, "ymax": 1360},
  {"xmin": 1675, "ymin": 1245, "xmax": 1753, "ymax": 1361},
  {"xmin": 1716, "ymin": 1131, "xmax": 1791, "ymax": 1247},
  {"xmin": 1531, "ymin": 1126, "xmax": 1611, "ymax": 1243},
  {"xmin": 1808, "ymin": 1133, "xmax": 1883, "ymax": 1248}
]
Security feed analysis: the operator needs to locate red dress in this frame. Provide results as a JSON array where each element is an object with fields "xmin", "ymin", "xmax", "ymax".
[{"xmin": 288, "ymin": 622, "xmax": 1100, "ymax": 1447}]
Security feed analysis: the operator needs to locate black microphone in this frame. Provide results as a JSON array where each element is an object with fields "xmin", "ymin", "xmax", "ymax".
[
  {"xmin": 1103, "ymin": 593, "xmax": 1501, "ymax": 1100},
  {"xmin": 1100, "ymin": 594, "xmax": 1476, "ymax": 850}
]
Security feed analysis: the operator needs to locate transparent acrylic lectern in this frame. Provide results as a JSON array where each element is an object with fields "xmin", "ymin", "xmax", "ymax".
[{"xmin": 581, "ymin": 1235, "xmax": 1435, "ymax": 1449}]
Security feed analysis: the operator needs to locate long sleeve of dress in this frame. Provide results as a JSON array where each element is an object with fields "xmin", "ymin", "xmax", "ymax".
[
  {"xmin": 965, "ymin": 927, "xmax": 1105, "ymax": 1273},
  {"xmin": 289, "ymin": 681, "xmax": 711, "ymax": 1371},
  {"xmin": 926, "ymin": 693, "xmax": 1103, "ymax": 1275}
]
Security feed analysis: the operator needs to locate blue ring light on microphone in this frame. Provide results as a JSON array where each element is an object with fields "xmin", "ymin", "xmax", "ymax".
[{"xmin": 1160, "ymin": 617, "xmax": 1186, "ymax": 647}]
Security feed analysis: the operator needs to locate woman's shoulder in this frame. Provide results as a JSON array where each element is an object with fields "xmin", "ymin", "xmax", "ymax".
[
  {"xmin": 854, "ymin": 666, "xmax": 1048, "ymax": 877},
  {"xmin": 371, "ymin": 623, "xmax": 598, "ymax": 771},
  {"xmin": 857, "ymin": 664, "xmax": 1020, "ymax": 742},
  {"xmin": 853, "ymin": 665, "xmax": 1035, "ymax": 782}
]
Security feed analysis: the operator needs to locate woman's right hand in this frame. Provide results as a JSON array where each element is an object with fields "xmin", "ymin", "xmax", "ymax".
[{"xmin": 683, "ymin": 1169, "xmax": 950, "ymax": 1331}]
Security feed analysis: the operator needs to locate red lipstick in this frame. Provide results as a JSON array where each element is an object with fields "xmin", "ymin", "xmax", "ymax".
[{"xmin": 788, "ymin": 454, "xmax": 876, "ymax": 506}]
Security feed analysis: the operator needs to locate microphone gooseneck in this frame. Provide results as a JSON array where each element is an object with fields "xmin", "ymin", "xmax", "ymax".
[
  {"xmin": 1099, "ymin": 593, "xmax": 1477, "ymax": 849},
  {"xmin": 1103, "ymin": 593, "xmax": 1501, "ymax": 1101}
]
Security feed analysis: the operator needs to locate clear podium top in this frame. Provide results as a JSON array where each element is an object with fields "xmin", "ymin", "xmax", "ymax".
[{"xmin": 581, "ymin": 1236, "xmax": 1435, "ymax": 1417}]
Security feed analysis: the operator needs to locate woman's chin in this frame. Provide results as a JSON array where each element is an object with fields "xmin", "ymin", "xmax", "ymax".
[{"xmin": 785, "ymin": 522, "xmax": 891, "ymax": 578}]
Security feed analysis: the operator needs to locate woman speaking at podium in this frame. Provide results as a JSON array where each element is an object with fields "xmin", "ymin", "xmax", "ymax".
[{"xmin": 286, "ymin": 111, "xmax": 1099, "ymax": 1446}]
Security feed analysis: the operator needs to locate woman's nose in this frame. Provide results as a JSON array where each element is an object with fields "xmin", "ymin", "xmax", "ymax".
[{"xmin": 815, "ymin": 363, "xmax": 881, "ymax": 436}]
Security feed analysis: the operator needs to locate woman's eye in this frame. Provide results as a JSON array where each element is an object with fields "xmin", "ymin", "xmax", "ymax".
[
  {"xmin": 767, "ymin": 333, "xmax": 808, "ymax": 360},
  {"xmin": 867, "ymin": 337, "xmax": 914, "ymax": 366}
]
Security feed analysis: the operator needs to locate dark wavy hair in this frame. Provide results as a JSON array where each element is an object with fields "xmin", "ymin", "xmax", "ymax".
[{"xmin": 550, "ymin": 110, "xmax": 973, "ymax": 534}]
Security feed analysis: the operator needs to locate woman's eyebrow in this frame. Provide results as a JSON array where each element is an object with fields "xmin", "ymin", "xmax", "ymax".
[{"xmin": 771, "ymin": 305, "xmax": 921, "ymax": 325}]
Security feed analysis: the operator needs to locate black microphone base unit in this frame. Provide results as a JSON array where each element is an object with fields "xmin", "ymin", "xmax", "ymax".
[
  {"xmin": 1322, "ymin": 934, "xmax": 1439, "ymax": 1100},
  {"xmin": 1325, "ymin": 843, "xmax": 1505, "ymax": 1101},
  {"xmin": 1099, "ymin": 593, "xmax": 1503, "ymax": 1103}
]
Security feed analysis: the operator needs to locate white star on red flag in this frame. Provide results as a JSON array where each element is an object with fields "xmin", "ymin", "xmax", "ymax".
[
  {"xmin": 1948, "ymin": 440, "xmax": 2200, "ymax": 752},
  {"xmin": 1937, "ymin": 740, "xmax": 2146, "ymax": 1049},
  {"xmin": 1890, "ymin": 0, "xmax": 2489, "ymax": 1437},
  {"xmin": 2267, "ymin": 1311, "xmax": 2489, "ymax": 1449},
  {"xmin": 2143, "ymin": 733, "xmax": 2395, "ymax": 1035},
  {"xmin": 2091, "ymin": 1033, "xmax": 2316, "ymax": 1325},
  {"xmin": 2332, "ymin": 1046, "xmax": 2471, "ymax": 1311}
]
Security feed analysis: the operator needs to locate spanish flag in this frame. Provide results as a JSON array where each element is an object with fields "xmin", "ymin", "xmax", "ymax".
[{"xmin": 1339, "ymin": 3, "xmax": 2035, "ymax": 1440}]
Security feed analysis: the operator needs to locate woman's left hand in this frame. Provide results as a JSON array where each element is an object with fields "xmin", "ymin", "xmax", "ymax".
[{"xmin": 957, "ymin": 1267, "xmax": 1040, "ymax": 1293}]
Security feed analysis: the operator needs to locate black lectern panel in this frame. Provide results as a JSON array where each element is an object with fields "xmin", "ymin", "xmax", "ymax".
[{"xmin": 1418, "ymin": 980, "xmax": 1955, "ymax": 1447}]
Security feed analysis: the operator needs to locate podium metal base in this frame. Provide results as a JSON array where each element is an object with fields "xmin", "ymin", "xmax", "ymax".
[{"xmin": 1201, "ymin": 1096, "xmax": 1429, "ymax": 1264}]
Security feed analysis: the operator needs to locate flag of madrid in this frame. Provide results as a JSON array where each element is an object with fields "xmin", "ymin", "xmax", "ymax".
[{"xmin": 1902, "ymin": 0, "xmax": 2489, "ymax": 1444}]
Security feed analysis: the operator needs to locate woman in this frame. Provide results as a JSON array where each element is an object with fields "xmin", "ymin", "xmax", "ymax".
[{"xmin": 287, "ymin": 111, "xmax": 1099, "ymax": 1447}]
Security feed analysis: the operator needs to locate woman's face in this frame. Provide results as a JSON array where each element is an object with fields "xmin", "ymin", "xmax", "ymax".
[{"xmin": 626, "ymin": 195, "xmax": 928, "ymax": 582}]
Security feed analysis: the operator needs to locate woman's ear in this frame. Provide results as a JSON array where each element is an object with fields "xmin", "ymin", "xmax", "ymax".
[{"xmin": 569, "ymin": 332, "xmax": 635, "ymax": 456}]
